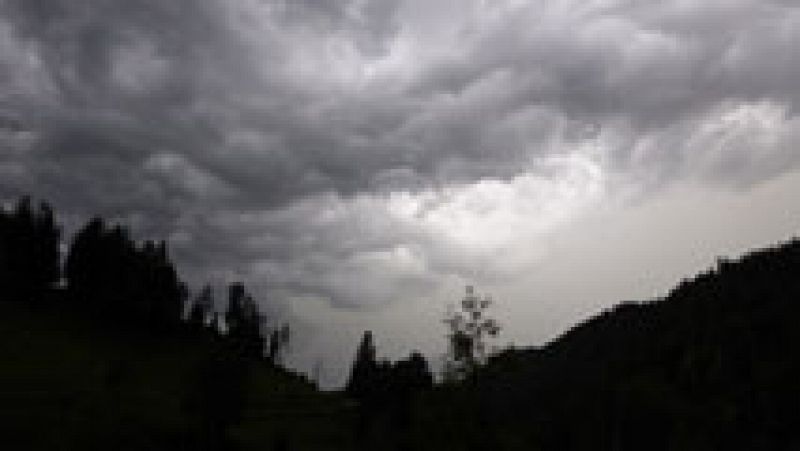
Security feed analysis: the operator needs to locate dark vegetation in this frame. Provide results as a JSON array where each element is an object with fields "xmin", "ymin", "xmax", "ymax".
[
  {"xmin": 2, "ymin": 195, "xmax": 800, "ymax": 449},
  {"xmin": 343, "ymin": 241, "xmax": 800, "ymax": 449},
  {"xmin": 478, "ymin": 243, "xmax": 800, "ymax": 450},
  {"xmin": 1, "ymin": 197, "xmax": 349, "ymax": 450}
]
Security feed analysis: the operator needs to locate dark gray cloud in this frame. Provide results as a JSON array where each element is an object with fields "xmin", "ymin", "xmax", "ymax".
[{"xmin": 2, "ymin": 0, "xmax": 800, "ymax": 312}]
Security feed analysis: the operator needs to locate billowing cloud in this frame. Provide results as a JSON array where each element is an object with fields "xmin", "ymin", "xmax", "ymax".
[{"xmin": 2, "ymin": 0, "xmax": 799, "ymax": 316}]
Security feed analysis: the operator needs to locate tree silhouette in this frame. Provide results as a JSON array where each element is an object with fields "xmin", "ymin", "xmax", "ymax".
[
  {"xmin": 391, "ymin": 351, "xmax": 433, "ymax": 394},
  {"xmin": 64, "ymin": 218, "xmax": 186, "ymax": 330},
  {"xmin": 0, "ymin": 197, "xmax": 60, "ymax": 304},
  {"xmin": 345, "ymin": 330, "xmax": 391, "ymax": 446},
  {"xmin": 224, "ymin": 282, "xmax": 266, "ymax": 359},
  {"xmin": 442, "ymin": 285, "xmax": 501, "ymax": 381},
  {"xmin": 345, "ymin": 330, "xmax": 380, "ymax": 401}
]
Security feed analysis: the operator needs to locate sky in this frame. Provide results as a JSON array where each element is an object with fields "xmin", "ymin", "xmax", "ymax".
[{"xmin": 2, "ymin": 0, "xmax": 800, "ymax": 387}]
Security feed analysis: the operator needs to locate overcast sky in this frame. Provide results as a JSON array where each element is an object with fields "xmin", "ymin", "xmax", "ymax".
[{"xmin": 2, "ymin": 0, "xmax": 800, "ymax": 387}]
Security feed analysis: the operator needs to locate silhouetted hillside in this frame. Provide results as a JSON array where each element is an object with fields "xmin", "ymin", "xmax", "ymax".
[{"xmin": 473, "ymin": 239, "xmax": 800, "ymax": 450}]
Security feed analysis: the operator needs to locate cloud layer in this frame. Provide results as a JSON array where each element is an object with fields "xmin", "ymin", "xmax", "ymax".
[{"xmin": 2, "ymin": 0, "xmax": 800, "ymax": 311}]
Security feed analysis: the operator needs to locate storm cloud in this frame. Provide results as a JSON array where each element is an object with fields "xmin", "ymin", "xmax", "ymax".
[{"xmin": 2, "ymin": 0, "xmax": 800, "ymax": 315}]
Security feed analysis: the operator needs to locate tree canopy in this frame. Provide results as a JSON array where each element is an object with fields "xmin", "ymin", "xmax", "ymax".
[
  {"xmin": 65, "ymin": 218, "xmax": 186, "ymax": 330},
  {"xmin": 0, "ymin": 197, "xmax": 60, "ymax": 304}
]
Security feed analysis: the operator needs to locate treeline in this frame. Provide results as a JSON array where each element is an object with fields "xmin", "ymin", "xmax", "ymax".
[
  {"xmin": 6, "ymin": 195, "xmax": 800, "ymax": 450},
  {"xmin": 1, "ymin": 196, "xmax": 287, "ymax": 357},
  {"xmin": 345, "ymin": 331, "xmax": 434, "ymax": 447},
  {"xmin": 1, "ymin": 197, "xmax": 291, "ymax": 449}
]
